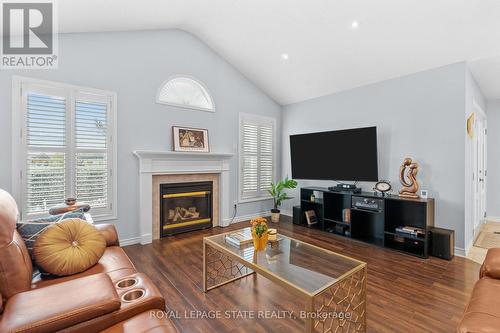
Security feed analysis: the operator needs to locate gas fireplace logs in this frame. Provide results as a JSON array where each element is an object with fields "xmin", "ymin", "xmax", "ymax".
[{"xmin": 168, "ymin": 207, "xmax": 201, "ymax": 222}]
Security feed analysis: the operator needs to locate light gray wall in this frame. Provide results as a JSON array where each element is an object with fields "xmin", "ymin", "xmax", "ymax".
[
  {"xmin": 487, "ymin": 99, "xmax": 500, "ymax": 218},
  {"xmin": 0, "ymin": 30, "xmax": 281, "ymax": 240},
  {"xmin": 281, "ymin": 63, "xmax": 468, "ymax": 249}
]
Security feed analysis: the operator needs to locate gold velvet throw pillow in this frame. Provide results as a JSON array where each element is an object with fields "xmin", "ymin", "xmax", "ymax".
[{"xmin": 34, "ymin": 218, "xmax": 106, "ymax": 276}]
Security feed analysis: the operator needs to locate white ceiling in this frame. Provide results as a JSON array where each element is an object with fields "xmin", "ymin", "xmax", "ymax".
[{"xmin": 59, "ymin": 0, "xmax": 500, "ymax": 105}]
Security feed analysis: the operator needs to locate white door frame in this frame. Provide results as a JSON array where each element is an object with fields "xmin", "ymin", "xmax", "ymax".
[{"xmin": 472, "ymin": 101, "xmax": 487, "ymax": 238}]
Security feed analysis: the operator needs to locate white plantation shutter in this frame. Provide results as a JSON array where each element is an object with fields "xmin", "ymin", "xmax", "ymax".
[
  {"xmin": 15, "ymin": 78, "xmax": 116, "ymax": 220},
  {"xmin": 26, "ymin": 152, "xmax": 66, "ymax": 214},
  {"xmin": 259, "ymin": 124, "xmax": 274, "ymax": 192},
  {"xmin": 25, "ymin": 91, "xmax": 67, "ymax": 214},
  {"xmin": 75, "ymin": 101, "xmax": 108, "ymax": 149},
  {"xmin": 75, "ymin": 99, "xmax": 109, "ymax": 208},
  {"xmin": 26, "ymin": 93, "xmax": 66, "ymax": 148},
  {"xmin": 241, "ymin": 122, "xmax": 258, "ymax": 195},
  {"xmin": 239, "ymin": 114, "xmax": 276, "ymax": 200}
]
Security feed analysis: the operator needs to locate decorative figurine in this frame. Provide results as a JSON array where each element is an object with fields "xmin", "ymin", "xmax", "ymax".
[{"xmin": 399, "ymin": 158, "xmax": 419, "ymax": 199}]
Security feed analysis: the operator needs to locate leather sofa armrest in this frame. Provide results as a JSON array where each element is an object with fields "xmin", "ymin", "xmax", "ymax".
[
  {"xmin": 480, "ymin": 248, "xmax": 500, "ymax": 279},
  {"xmin": 95, "ymin": 223, "xmax": 120, "ymax": 247},
  {"xmin": 0, "ymin": 273, "xmax": 121, "ymax": 333}
]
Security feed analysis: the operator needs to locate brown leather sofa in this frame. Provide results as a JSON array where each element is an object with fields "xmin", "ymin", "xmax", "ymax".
[
  {"xmin": 0, "ymin": 189, "xmax": 177, "ymax": 333},
  {"xmin": 458, "ymin": 248, "xmax": 500, "ymax": 332}
]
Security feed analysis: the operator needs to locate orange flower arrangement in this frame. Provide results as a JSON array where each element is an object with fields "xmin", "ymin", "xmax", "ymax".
[{"xmin": 250, "ymin": 217, "xmax": 269, "ymax": 251}]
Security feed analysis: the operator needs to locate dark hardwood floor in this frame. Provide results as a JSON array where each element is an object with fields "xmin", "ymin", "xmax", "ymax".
[{"xmin": 124, "ymin": 217, "xmax": 480, "ymax": 333}]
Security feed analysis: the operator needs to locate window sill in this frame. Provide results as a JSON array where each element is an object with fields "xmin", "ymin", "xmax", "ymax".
[
  {"xmin": 91, "ymin": 213, "xmax": 117, "ymax": 223},
  {"xmin": 238, "ymin": 196, "xmax": 273, "ymax": 204},
  {"xmin": 21, "ymin": 212, "xmax": 116, "ymax": 224}
]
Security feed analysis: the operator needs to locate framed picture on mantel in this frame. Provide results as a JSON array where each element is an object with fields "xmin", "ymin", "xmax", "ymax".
[{"xmin": 172, "ymin": 126, "xmax": 210, "ymax": 153}]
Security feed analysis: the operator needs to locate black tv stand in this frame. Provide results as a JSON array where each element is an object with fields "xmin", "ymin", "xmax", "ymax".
[{"xmin": 299, "ymin": 187, "xmax": 435, "ymax": 258}]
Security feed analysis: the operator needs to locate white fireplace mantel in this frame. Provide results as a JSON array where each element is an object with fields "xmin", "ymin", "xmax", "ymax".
[{"xmin": 133, "ymin": 150, "xmax": 234, "ymax": 244}]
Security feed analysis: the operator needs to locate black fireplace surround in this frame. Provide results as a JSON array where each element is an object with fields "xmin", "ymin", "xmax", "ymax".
[{"xmin": 160, "ymin": 181, "xmax": 213, "ymax": 236}]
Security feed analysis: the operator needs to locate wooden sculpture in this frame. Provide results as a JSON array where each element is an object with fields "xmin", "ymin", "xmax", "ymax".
[{"xmin": 399, "ymin": 157, "xmax": 419, "ymax": 199}]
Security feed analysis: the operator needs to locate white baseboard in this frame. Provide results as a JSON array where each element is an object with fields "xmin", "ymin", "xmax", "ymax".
[
  {"xmin": 281, "ymin": 210, "xmax": 292, "ymax": 217},
  {"xmin": 455, "ymin": 238, "xmax": 474, "ymax": 258},
  {"xmin": 140, "ymin": 233, "xmax": 152, "ymax": 245},
  {"xmin": 454, "ymin": 247, "xmax": 466, "ymax": 257},
  {"xmin": 466, "ymin": 238, "xmax": 473, "ymax": 255},
  {"xmin": 120, "ymin": 236, "xmax": 142, "ymax": 246},
  {"xmin": 229, "ymin": 211, "xmax": 271, "ymax": 224},
  {"xmin": 486, "ymin": 216, "xmax": 500, "ymax": 223}
]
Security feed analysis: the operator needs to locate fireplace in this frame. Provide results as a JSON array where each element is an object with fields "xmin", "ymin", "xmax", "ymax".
[{"xmin": 160, "ymin": 181, "xmax": 213, "ymax": 236}]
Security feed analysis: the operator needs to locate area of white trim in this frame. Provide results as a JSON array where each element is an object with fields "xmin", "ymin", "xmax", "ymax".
[
  {"xmin": 454, "ymin": 247, "xmax": 466, "ymax": 257},
  {"xmin": 466, "ymin": 237, "xmax": 474, "ymax": 256},
  {"xmin": 238, "ymin": 196, "xmax": 273, "ymax": 204},
  {"xmin": 467, "ymin": 99, "xmax": 487, "ymax": 252},
  {"xmin": 238, "ymin": 112, "xmax": 277, "ymax": 202},
  {"xmin": 473, "ymin": 219, "xmax": 485, "ymax": 241},
  {"xmin": 11, "ymin": 76, "xmax": 117, "ymax": 221},
  {"xmin": 486, "ymin": 216, "xmax": 500, "ymax": 223},
  {"xmin": 156, "ymin": 75, "xmax": 215, "ymax": 113},
  {"xmin": 455, "ymin": 237, "xmax": 474, "ymax": 257},
  {"xmin": 120, "ymin": 236, "xmax": 142, "ymax": 247},
  {"xmin": 133, "ymin": 150, "xmax": 233, "ymax": 160},
  {"xmin": 227, "ymin": 210, "xmax": 271, "ymax": 224},
  {"xmin": 473, "ymin": 100, "xmax": 487, "ymax": 119},
  {"xmin": 133, "ymin": 150, "xmax": 234, "ymax": 245}
]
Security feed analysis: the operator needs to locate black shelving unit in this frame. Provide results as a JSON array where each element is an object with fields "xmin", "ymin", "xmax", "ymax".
[
  {"xmin": 300, "ymin": 188, "xmax": 353, "ymax": 237},
  {"xmin": 299, "ymin": 187, "xmax": 435, "ymax": 258},
  {"xmin": 383, "ymin": 196, "xmax": 433, "ymax": 257}
]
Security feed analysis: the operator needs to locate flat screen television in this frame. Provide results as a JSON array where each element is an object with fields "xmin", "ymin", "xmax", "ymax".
[{"xmin": 290, "ymin": 126, "xmax": 378, "ymax": 181}]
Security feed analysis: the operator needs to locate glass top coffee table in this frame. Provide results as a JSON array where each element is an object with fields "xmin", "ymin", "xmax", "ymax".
[{"xmin": 203, "ymin": 228, "xmax": 367, "ymax": 333}]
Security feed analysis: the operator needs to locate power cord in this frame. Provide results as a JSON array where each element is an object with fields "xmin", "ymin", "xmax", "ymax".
[{"xmin": 229, "ymin": 203, "xmax": 237, "ymax": 224}]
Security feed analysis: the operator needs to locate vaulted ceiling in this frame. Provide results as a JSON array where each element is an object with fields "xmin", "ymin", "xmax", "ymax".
[{"xmin": 60, "ymin": 0, "xmax": 500, "ymax": 104}]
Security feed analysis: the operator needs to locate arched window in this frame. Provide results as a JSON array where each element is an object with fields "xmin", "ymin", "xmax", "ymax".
[{"xmin": 156, "ymin": 75, "xmax": 215, "ymax": 112}]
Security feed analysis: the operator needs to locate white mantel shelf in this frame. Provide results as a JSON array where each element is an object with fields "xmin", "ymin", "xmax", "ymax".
[
  {"xmin": 133, "ymin": 149, "xmax": 234, "ymax": 245},
  {"xmin": 133, "ymin": 150, "xmax": 234, "ymax": 160}
]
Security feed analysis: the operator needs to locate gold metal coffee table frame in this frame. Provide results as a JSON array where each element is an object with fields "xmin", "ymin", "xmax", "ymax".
[{"xmin": 203, "ymin": 230, "xmax": 367, "ymax": 333}]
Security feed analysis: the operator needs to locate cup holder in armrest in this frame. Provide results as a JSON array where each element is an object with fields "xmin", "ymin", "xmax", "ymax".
[
  {"xmin": 121, "ymin": 289, "xmax": 145, "ymax": 303},
  {"xmin": 116, "ymin": 277, "xmax": 138, "ymax": 289}
]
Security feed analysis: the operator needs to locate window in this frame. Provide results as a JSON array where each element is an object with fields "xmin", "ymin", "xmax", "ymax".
[
  {"xmin": 156, "ymin": 75, "xmax": 215, "ymax": 112},
  {"xmin": 12, "ymin": 77, "xmax": 117, "ymax": 221},
  {"xmin": 239, "ymin": 113, "xmax": 276, "ymax": 201}
]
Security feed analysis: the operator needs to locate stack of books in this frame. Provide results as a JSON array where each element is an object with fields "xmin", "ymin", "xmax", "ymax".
[
  {"xmin": 225, "ymin": 229, "xmax": 253, "ymax": 247},
  {"xmin": 395, "ymin": 226, "xmax": 425, "ymax": 238}
]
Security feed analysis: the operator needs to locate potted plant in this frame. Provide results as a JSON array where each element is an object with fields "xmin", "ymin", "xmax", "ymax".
[
  {"xmin": 267, "ymin": 176, "xmax": 298, "ymax": 223},
  {"xmin": 250, "ymin": 217, "xmax": 269, "ymax": 251}
]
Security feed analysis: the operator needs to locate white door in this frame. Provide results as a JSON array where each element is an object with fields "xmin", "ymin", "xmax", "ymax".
[{"xmin": 473, "ymin": 105, "xmax": 487, "ymax": 237}]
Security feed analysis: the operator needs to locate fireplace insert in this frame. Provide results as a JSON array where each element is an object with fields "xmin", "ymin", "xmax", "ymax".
[{"xmin": 160, "ymin": 181, "xmax": 213, "ymax": 236}]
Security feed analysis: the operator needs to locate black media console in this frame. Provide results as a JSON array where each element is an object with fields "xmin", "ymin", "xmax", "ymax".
[{"xmin": 299, "ymin": 187, "xmax": 435, "ymax": 258}]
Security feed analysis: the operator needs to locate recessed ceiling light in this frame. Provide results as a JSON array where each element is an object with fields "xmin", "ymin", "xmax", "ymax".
[
  {"xmin": 351, "ymin": 20, "xmax": 359, "ymax": 29},
  {"xmin": 281, "ymin": 53, "xmax": 289, "ymax": 60}
]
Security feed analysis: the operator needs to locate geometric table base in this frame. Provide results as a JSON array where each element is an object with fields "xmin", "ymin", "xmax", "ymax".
[
  {"xmin": 308, "ymin": 266, "xmax": 367, "ymax": 333},
  {"xmin": 203, "ymin": 237, "xmax": 366, "ymax": 333},
  {"xmin": 203, "ymin": 242, "xmax": 254, "ymax": 292}
]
